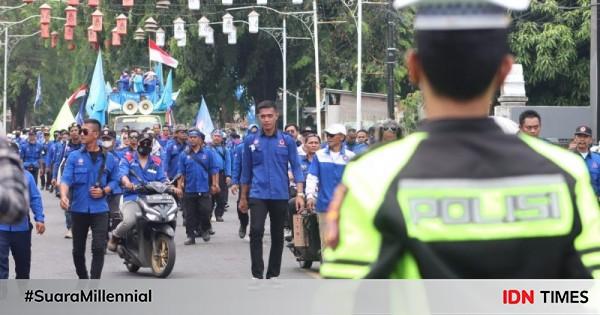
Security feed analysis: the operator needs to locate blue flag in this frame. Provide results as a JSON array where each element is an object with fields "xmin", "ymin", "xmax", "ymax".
[
  {"xmin": 86, "ymin": 51, "xmax": 108, "ymax": 126},
  {"xmin": 155, "ymin": 70, "xmax": 173, "ymax": 112},
  {"xmin": 154, "ymin": 63, "xmax": 164, "ymax": 94},
  {"xmin": 195, "ymin": 96, "xmax": 215, "ymax": 135},
  {"xmin": 33, "ymin": 75, "xmax": 42, "ymax": 110},
  {"xmin": 75, "ymin": 94, "xmax": 87, "ymax": 126}
]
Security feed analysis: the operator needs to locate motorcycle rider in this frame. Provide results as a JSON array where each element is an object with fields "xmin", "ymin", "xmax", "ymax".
[{"xmin": 108, "ymin": 133, "xmax": 180, "ymax": 251}]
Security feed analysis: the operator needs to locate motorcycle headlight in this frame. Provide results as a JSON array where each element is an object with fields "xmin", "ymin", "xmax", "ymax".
[
  {"xmin": 167, "ymin": 212, "xmax": 176, "ymax": 221},
  {"xmin": 141, "ymin": 201, "xmax": 161, "ymax": 217},
  {"xmin": 145, "ymin": 212, "xmax": 159, "ymax": 221}
]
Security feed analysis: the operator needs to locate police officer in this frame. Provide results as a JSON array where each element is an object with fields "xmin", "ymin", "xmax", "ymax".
[
  {"xmin": 0, "ymin": 142, "xmax": 45, "ymax": 279},
  {"xmin": 0, "ymin": 138, "xmax": 29, "ymax": 226},
  {"xmin": 53, "ymin": 124, "xmax": 83, "ymax": 239},
  {"xmin": 165, "ymin": 124, "xmax": 188, "ymax": 180},
  {"xmin": 177, "ymin": 129, "xmax": 220, "ymax": 245},
  {"xmin": 108, "ymin": 133, "xmax": 177, "ymax": 250},
  {"xmin": 321, "ymin": 0, "xmax": 600, "ymax": 279},
  {"xmin": 209, "ymin": 129, "xmax": 231, "ymax": 222},
  {"xmin": 240, "ymin": 100, "xmax": 305, "ymax": 279},
  {"xmin": 20, "ymin": 130, "xmax": 43, "ymax": 187},
  {"xmin": 60, "ymin": 119, "xmax": 120, "ymax": 279}
]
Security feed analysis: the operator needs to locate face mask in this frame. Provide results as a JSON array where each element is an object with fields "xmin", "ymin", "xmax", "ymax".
[
  {"xmin": 101, "ymin": 140, "xmax": 113, "ymax": 149},
  {"xmin": 137, "ymin": 146, "xmax": 152, "ymax": 156}
]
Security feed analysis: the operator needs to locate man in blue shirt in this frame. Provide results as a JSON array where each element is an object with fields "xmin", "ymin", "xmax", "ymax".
[
  {"xmin": 240, "ymin": 100, "xmax": 305, "ymax": 279},
  {"xmin": 39, "ymin": 131, "xmax": 52, "ymax": 190},
  {"xmin": 60, "ymin": 119, "xmax": 120, "ymax": 279},
  {"xmin": 572, "ymin": 126, "xmax": 600, "ymax": 197},
  {"xmin": 306, "ymin": 124, "xmax": 355, "ymax": 251},
  {"xmin": 0, "ymin": 143, "xmax": 45, "ymax": 279},
  {"xmin": 52, "ymin": 124, "xmax": 83, "ymax": 239},
  {"xmin": 45, "ymin": 130, "xmax": 60, "ymax": 192},
  {"xmin": 108, "ymin": 133, "xmax": 176, "ymax": 251},
  {"xmin": 20, "ymin": 130, "xmax": 43, "ymax": 187},
  {"xmin": 345, "ymin": 128, "xmax": 368, "ymax": 154},
  {"xmin": 165, "ymin": 124, "xmax": 188, "ymax": 180},
  {"xmin": 176, "ymin": 129, "xmax": 220, "ymax": 245},
  {"xmin": 209, "ymin": 129, "xmax": 231, "ymax": 222},
  {"xmin": 99, "ymin": 130, "xmax": 124, "ymax": 232}
]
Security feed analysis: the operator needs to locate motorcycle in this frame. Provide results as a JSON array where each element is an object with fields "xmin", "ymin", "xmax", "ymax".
[{"xmin": 116, "ymin": 181, "xmax": 178, "ymax": 278}]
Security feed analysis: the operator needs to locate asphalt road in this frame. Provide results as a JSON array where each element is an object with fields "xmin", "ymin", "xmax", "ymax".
[{"xmin": 9, "ymin": 189, "xmax": 320, "ymax": 279}]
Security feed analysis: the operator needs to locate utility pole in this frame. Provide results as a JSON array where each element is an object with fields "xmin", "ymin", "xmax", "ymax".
[
  {"xmin": 592, "ymin": 0, "xmax": 600, "ymax": 139},
  {"xmin": 386, "ymin": 1, "xmax": 396, "ymax": 120}
]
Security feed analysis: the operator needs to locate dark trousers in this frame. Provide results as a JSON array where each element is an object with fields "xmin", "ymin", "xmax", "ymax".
[
  {"xmin": 183, "ymin": 194, "xmax": 212, "ymax": 237},
  {"xmin": 212, "ymin": 172, "xmax": 228, "ymax": 218},
  {"xmin": 26, "ymin": 167, "xmax": 39, "ymax": 187},
  {"xmin": 0, "ymin": 230, "xmax": 32, "ymax": 279},
  {"xmin": 237, "ymin": 194, "xmax": 248, "ymax": 228},
  {"xmin": 285, "ymin": 198, "xmax": 296, "ymax": 229},
  {"xmin": 44, "ymin": 167, "xmax": 52, "ymax": 189},
  {"xmin": 71, "ymin": 212, "xmax": 108, "ymax": 279},
  {"xmin": 249, "ymin": 199, "xmax": 287, "ymax": 279},
  {"xmin": 40, "ymin": 164, "xmax": 46, "ymax": 189},
  {"xmin": 107, "ymin": 194, "xmax": 122, "ymax": 232}
]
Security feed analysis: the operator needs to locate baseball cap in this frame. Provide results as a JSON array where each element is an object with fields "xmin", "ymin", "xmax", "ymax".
[
  {"xmin": 575, "ymin": 126, "xmax": 592, "ymax": 137},
  {"xmin": 101, "ymin": 130, "xmax": 116, "ymax": 139},
  {"xmin": 188, "ymin": 129, "xmax": 206, "ymax": 140},
  {"xmin": 301, "ymin": 126, "xmax": 313, "ymax": 135},
  {"xmin": 394, "ymin": 0, "xmax": 530, "ymax": 30},
  {"xmin": 324, "ymin": 124, "xmax": 347, "ymax": 136}
]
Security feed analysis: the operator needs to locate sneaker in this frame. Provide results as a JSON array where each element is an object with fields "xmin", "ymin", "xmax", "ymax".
[
  {"xmin": 284, "ymin": 228, "xmax": 293, "ymax": 242},
  {"xmin": 202, "ymin": 231, "xmax": 211, "ymax": 242},
  {"xmin": 216, "ymin": 216, "xmax": 224, "ymax": 222},
  {"xmin": 64, "ymin": 229, "xmax": 72, "ymax": 239},
  {"xmin": 184, "ymin": 237, "xmax": 195, "ymax": 245},
  {"xmin": 238, "ymin": 226, "xmax": 247, "ymax": 239},
  {"xmin": 211, "ymin": 216, "xmax": 216, "ymax": 222}
]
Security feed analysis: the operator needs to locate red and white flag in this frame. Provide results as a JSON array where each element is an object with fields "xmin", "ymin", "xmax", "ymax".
[
  {"xmin": 67, "ymin": 85, "xmax": 88, "ymax": 106},
  {"xmin": 149, "ymin": 39, "xmax": 179, "ymax": 68}
]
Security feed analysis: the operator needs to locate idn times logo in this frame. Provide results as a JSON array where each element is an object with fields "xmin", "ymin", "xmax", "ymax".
[{"xmin": 502, "ymin": 289, "xmax": 589, "ymax": 305}]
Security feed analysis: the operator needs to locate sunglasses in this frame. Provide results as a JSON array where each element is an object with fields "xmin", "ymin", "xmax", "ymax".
[
  {"xmin": 79, "ymin": 128, "xmax": 93, "ymax": 136},
  {"xmin": 382, "ymin": 127, "xmax": 398, "ymax": 132},
  {"xmin": 129, "ymin": 135, "xmax": 139, "ymax": 140},
  {"xmin": 325, "ymin": 133, "xmax": 335, "ymax": 138}
]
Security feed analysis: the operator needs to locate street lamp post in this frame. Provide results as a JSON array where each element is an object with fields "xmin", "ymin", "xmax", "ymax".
[
  {"xmin": 1, "ymin": 14, "xmax": 64, "ymax": 134},
  {"xmin": 227, "ymin": 3, "xmax": 322, "ymax": 134}
]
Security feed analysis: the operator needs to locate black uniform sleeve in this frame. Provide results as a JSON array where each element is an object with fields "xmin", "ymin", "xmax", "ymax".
[{"xmin": 0, "ymin": 140, "xmax": 29, "ymax": 224}]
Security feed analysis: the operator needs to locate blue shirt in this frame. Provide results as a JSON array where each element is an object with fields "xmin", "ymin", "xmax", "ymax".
[
  {"xmin": 345, "ymin": 142, "xmax": 368, "ymax": 155},
  {"xmin": 582, "ymin": 151, "xmax": 600, "ymax": 196},
  {"xmin": 53, "ymin": 142, "xmax": 83, "ymax": 180},
  {"xmin": 119, "ymin": 153, "xmax": 167, "ymax": 202},
  {"xmin": 232, "ymin": 143, "xmax": 244, "ymax": 185},
  {"xmin": 45, "ymin": 140, "xmax": 59, "ymax": 166},
  {"xmin": 177, "ymin": 147, "xmax": 220, "ymax": 193},
  {"xmin": 241, "ymin": 130, "xmax": 304, "ymax": 200},
  {"xmin": 60, "ymin": 149, "xmax": 120, "ymax": 214},
  {"xmin": 298, "ymin": 151, "xmax": 313, "ymax": 182},
  {"xmin": 165, "ymin": 140, "xmax": 187, "ymax": 179},
  {"xmin": 308, "ymin": 147, "xmax": 355, "ymax": 212},
  {"xmin": 20, "ymin": 142, "xmax": 43, "ymax": 169},
  {"xmin": 0, "ymin": 171, "xmax": 44, "ymax": 232},
  {"xmin": 210, "ymin": 144, "xmax": 232, "ymax": 177}
]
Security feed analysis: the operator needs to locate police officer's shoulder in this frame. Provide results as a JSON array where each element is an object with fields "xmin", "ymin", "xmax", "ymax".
[{"xmin": 519, "ymin": 134, "xmax": 591, "ymax": 179}]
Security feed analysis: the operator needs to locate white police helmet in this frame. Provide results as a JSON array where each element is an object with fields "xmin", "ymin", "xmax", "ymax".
[{"xmin": 394, "ymin": 0, "xmax": 531, "ymax": 30}]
